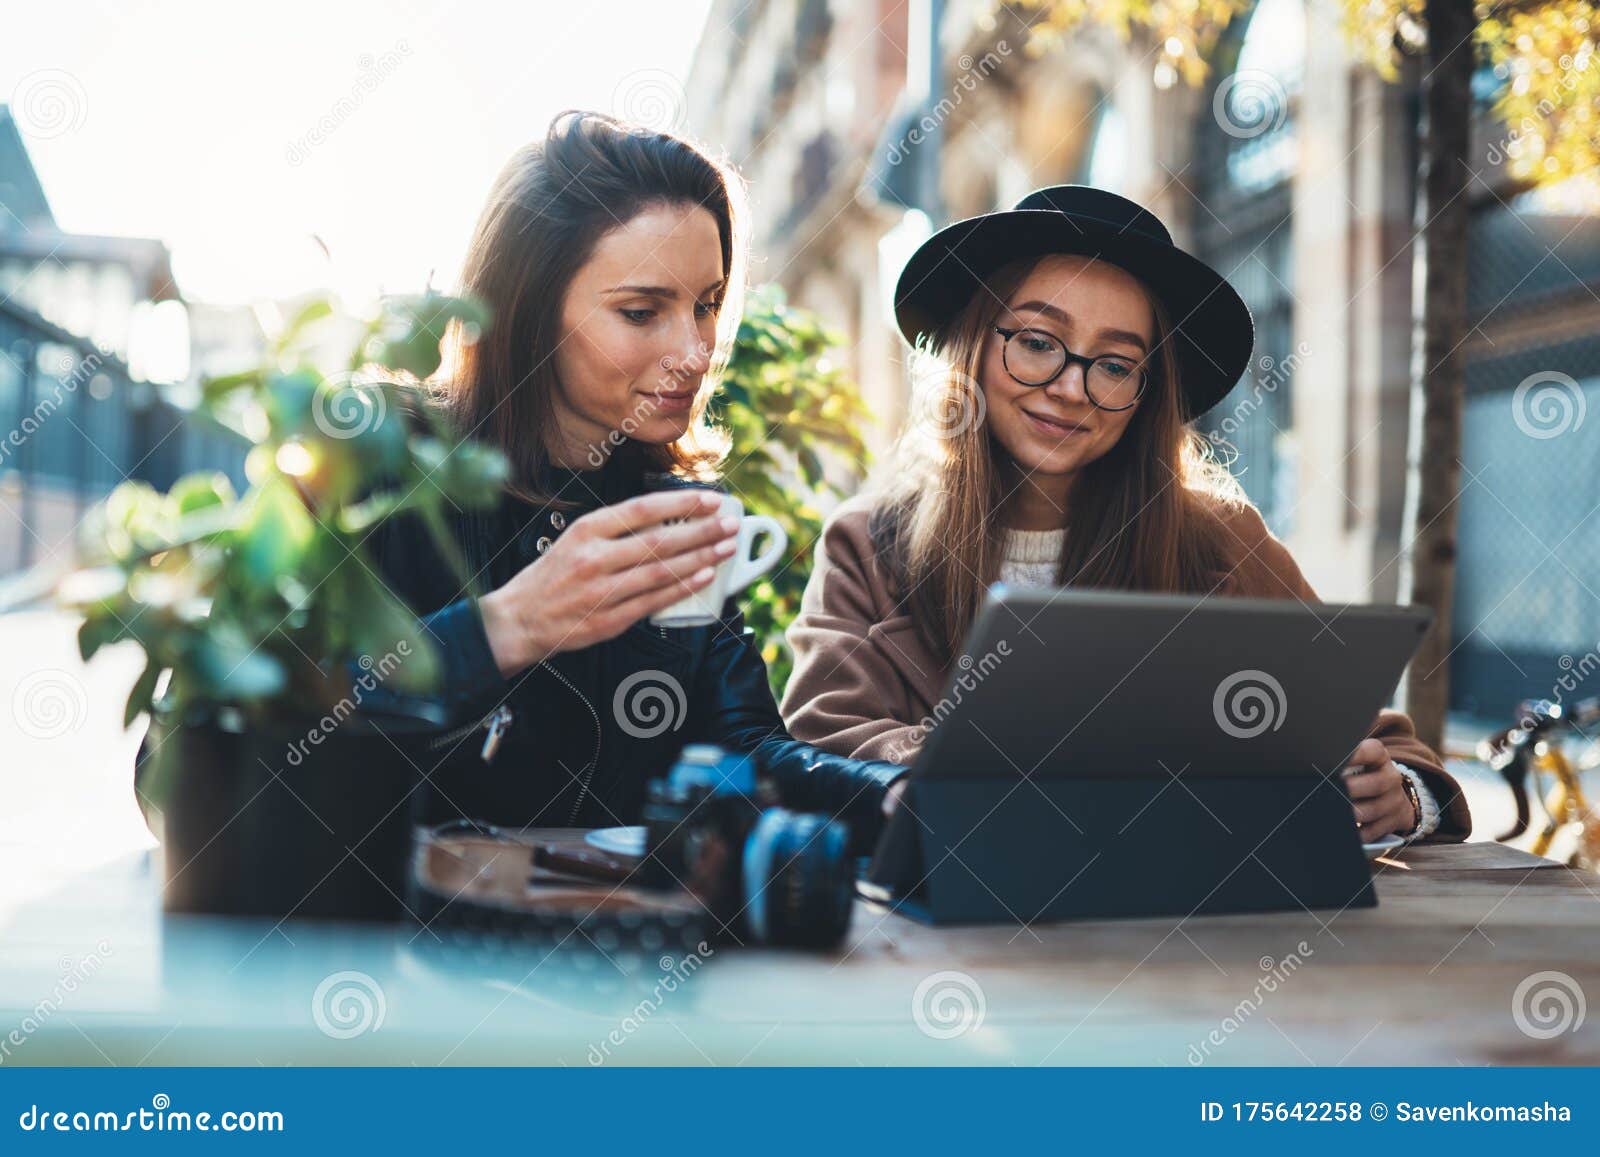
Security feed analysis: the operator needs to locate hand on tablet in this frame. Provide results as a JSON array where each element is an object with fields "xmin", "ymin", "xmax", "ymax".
[{"xmin": 1341, "ymin": 738, "xmax": 1414, "ymax": 842}]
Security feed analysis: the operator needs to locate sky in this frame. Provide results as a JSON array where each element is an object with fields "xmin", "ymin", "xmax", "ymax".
[{"xmin": 2, "ymin": 0, "xmax": 716, "ymax": 307}]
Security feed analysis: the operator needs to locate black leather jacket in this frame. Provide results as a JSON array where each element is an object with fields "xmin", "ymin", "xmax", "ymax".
[{"xmin": 365, "ymin": 453, "xmax": 906, "ymax": 852}]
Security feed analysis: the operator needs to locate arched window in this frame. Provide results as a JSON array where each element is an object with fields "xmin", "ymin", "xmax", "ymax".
[
  {"xmin": 1225, "ymin": 0, "xmax": 1303, "ymax": 192},
  {"xmin": 1083, "ymin": 102, "xmax": 1128, "ymax": 193},
  {"xmin": 1191, "ymin": 0, "xmax": 1305, "ymax": 535}
]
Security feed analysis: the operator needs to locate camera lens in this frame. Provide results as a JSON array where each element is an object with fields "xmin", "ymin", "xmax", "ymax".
[{"xmin": 741, "ymin": 809, "xmax": 853, "ymax": 949}]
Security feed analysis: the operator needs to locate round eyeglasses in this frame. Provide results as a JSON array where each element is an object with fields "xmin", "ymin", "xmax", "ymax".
[{"xmin": 993, "ymin": 326, "xmax": 1148, "ymax": 412}]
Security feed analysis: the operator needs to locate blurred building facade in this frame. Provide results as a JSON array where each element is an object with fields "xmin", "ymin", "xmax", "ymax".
[
  {"xmin": 689, "ymin": 0, "xmax": 913, "ymax": 454},
  {"xmin": 687, "ymin": 0, "xmax": 1600, "ymax": 717},
  {"xmin": 0, "ymin": 104, "xmax": 245, "ymax": 574}
]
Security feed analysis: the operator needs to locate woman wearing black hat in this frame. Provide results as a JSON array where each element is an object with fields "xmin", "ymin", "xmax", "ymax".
[{"xmin": 781, "ymin": 185, "xmax": 1470, "ymax": 844}]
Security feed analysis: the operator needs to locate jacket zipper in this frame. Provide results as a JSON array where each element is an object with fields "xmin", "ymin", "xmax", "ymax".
[
  {"xmin": 433, "ymin": 512, "xmax": 666, "ymax": 821},
  {"xmin": 557, "ymin": 626, "xmax": 670, "ymax": 821},
  {"xmin": 426, "ymin": 703, "xmax": 514, "ymax": 762},
  {"xmin": 426, "ymin": 652, "xmax": 638, "ymax": 824},
  {"xmin": 478, "ymin": 704, "xmax": 514, "ymax": 761},
  {"xmin": 543, "ymin": 659, "xmax": 604, "ymax": 825}
]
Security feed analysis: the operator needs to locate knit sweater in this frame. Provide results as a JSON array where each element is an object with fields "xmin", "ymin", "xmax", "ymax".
[{"xmin": 999, "ymin": 527, "xmax": 1066, "ymax": 587}]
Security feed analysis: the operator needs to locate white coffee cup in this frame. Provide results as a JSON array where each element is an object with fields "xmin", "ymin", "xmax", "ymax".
[{"xmin": 650, "ymin": 494, "xmax": 787, "ymax": 627}]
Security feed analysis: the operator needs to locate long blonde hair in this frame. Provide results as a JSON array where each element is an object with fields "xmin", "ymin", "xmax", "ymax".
[{"xmin": 870, "ymin": 257, "xmax": 1248, "ymax": 667}]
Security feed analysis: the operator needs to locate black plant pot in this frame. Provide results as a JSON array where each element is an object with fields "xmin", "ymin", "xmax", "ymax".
[{"xmin": 136, "ymin": 710, "xmax": 445, "ymax": 922}]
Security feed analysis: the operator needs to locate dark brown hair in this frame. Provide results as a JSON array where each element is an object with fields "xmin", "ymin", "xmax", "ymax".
[
  {"xmin": 441, "ymin": 110, "xmax": 745, "ymax": 505},
  {"xmin": 870, "ymin": 257, "xmax": 1247, "ymax": 667}
]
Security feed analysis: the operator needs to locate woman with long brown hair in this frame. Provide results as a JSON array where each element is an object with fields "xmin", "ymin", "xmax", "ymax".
[
  {"xmin": 781, "ymin": 185, "xmax": 1469, "ymax": 844},
  {"xmin": 366, "ymin": 110, "xmax": 905, "ymax": 844}
]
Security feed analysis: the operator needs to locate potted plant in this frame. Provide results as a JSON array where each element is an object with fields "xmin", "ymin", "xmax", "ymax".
[
  {"xmin": 715, "ymin": 286, "xmax": 874, "ymax": 695},
  {"xmin": 39, "ymin": 291, "xmax": 507, "ymax": 921}
]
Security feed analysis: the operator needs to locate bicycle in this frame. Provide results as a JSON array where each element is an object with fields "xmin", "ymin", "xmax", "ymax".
[{"xmin": 1457, "ymin": 696, "xmax": 1600, "ymax": 869}]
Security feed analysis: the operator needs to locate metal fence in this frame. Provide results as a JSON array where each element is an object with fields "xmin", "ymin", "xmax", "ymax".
[
  {"xmin": 1451, "ymin": 190, "xmax": 1600, "ymax": 718},
  {"xmin": 0, "ymin": 296, "xmax": 243, "ymax": 574}
]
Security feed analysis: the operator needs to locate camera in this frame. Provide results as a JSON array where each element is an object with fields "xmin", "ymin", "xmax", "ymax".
[{"xmin": 639, "ymin": 745, "xmax": 854, "ymax": 949}]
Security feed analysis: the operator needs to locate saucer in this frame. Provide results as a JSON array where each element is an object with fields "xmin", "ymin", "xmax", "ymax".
[{"xmin": 585, "ymin": 826, "xmax": 647, "ymax": 857}]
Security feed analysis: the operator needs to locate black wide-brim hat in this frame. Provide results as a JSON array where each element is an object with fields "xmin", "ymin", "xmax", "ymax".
[{"xmin": 894, "ymin": 185, "xmax": 1253, "ymax": 420}]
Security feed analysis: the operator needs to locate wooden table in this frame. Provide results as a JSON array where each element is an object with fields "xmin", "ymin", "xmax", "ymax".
[{"xmin": 2, "ymin": 833, "xmax": 1597, "ymax": 1066}]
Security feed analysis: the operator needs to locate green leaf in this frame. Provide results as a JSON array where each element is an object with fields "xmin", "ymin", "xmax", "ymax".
[
  {"xmin": 274, "ymin": 297, "xmax": 336, "ymax": 355},
  {"xmin": 236, "ymin": 475, "xmax": 316, "ymax": 584},
  {"xmin": 264, "ymin": 370, "xmax": 320, "ymax": 439},
  {"xmin": 201, "ymin": 369, "xmax": 264, "ymax": 408},
  {"xmin": 366, "ymin": 292, "xmax": 490, "ymax": 380},
  {"xmin": 78, "ymin": 611, "xmax": 125, "ymax": 662},
  {"xmin": 338, "ymin": 488, "xmax": 410, "ymax": 534},
  {"xmin": 124, "ymin": 656, "xmax": 162, "ymax": 728},
  {"xmin": 342, "ymin": 564, "xmax": 441, "ymax": 693},
  {"xmin": 167, "ymin": 471, "xmax": 236, "ymax": 517}
]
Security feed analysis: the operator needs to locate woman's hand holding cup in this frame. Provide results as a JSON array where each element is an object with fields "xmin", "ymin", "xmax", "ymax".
[{"xmin": 478, "ymin": 489, "xmax": 738, "ymax": 677}]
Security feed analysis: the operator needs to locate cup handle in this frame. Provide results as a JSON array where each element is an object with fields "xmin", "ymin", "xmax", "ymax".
[{"xmin": 726, "ymin": 515, "xmax": 787, "ymax": 594}]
